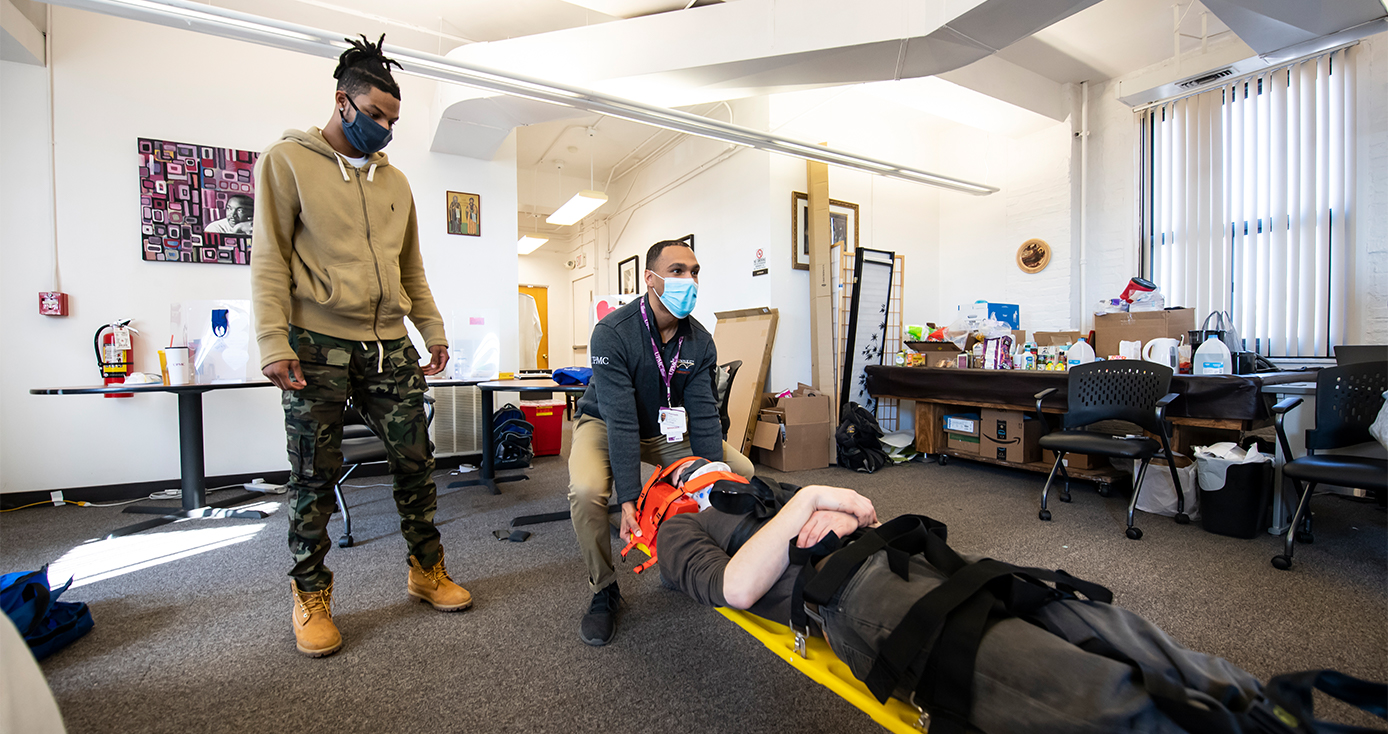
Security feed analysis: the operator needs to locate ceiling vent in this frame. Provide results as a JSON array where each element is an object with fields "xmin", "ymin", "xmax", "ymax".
[{"xmin": 1178, "ymin": 68, "xmax": 1234, "ymax": 89}]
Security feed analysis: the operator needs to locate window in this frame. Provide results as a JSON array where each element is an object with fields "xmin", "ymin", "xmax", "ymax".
[{"xmin": 1139, "ymin": 47, "xmax": 1354, "ymax": 357}]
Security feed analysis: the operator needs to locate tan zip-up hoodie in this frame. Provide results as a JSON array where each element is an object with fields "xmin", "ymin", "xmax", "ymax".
[{"xmin": 251, "ymin": 127, "xmax": 447, "ymax": 369}]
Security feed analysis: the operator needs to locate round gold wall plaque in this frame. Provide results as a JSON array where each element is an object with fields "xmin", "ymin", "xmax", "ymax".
[{"xmin": 1017, "ymin": 238, "xmax": 1051, "ymax": 274}]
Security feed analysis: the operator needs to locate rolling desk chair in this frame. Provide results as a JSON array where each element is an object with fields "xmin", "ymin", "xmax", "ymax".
[
  {"xmin": 1034, "ymin": 361, "xmax": 1186, "ymax": 540},
  {"xmin": 1270, "ymin": 361, "xmax": 1387, "ymax": 570}
]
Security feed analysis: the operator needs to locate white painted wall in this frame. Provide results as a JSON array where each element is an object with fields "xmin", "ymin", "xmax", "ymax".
[
  {"xmin": 591, "ymin": 97, "xmax": 775, "ymax": 370},
  {"xmin": 1352, "ymin": 34, "xmax": 1388, "ymax": 344},
  {"xmin": 0, "ymin": 8, "xmax": 518, "ymax": 493},
  {"xmin": 936, "ymin": 120, "xmax": 1076, "ymax": 334}
]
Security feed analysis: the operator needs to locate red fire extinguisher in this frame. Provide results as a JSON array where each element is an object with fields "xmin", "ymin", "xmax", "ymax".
[{"xmin": 94, "ymin": 320, "xmax": 138, "ymax": 398}]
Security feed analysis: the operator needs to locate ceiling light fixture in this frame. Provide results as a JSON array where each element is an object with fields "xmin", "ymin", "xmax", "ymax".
[
  {"xmin": 517, "ymin": 235, "xmax": 549, "ymax": 254},
  {"xmin": 45, "ymin": 0, "xmax": 998, "ymax": 195},
  {"xmin": 546, "ymin": 191, "xmax": 608, "ymax": 226}
]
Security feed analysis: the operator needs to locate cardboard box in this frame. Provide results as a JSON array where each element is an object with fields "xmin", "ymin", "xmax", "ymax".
[
  {"xmin": 1033, "ymin": 331, "xmax": 1083, "ymax": 346},
  {"xmin": 947, "ymin": 433, "xmax": 980, "ymax": 455},
  {"xmin": 1042, "ymin": 449, "xmax": 1103, "ymax": 470},
  {"xmin": 751, "ymin": 387, "xmax": 832, "ymax": 471},
  {"xmin": 1094, "ymin": 309, "xmax": 1195, "ymax": 361},
  {"xmin": 959, "ymin": 302, "xmax": 1020, "ymax": 329},
  {"xmin": 943, "ymin": 413, "xmax": 981, "ymax": 437},
  {"xmin": 980, "ymin": 408, "xmax": 1042, "ymax": 464}
]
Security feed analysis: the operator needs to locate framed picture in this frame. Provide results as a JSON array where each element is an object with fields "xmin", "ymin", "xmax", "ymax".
[
  {"xmin": 138, "ymin": 138, "xmax": 259, "ymax": 265},
  {"xmin": 791, "ymin": 192, "xmax": 858, "ymax": 270},
  {"xmin": 446, "ymin": 191, "xmax": 480, "ymax": 236},
  {"xmin": 618, "ymin": 255, "xmax": 640, "ymax": 295}
]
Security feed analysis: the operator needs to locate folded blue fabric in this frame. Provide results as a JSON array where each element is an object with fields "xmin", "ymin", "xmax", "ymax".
[{"xmin": 552, "ymin": 367, "xmax": 593, "ymax": 386}]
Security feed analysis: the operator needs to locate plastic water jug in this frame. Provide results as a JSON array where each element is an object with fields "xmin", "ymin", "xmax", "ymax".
[
  {"xmin": 1193, "ymin": 337, "xmax": 1232, "ymax": 375},
  {"xmin": 1067, "ymin": 338, "xmax": 1095, "ymax": 368}
]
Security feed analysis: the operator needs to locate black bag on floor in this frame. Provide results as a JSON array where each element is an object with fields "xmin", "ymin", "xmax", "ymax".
[
  {"xmin": 493, "ymin": 403, "xmax": 534, "ymax": 467},
  {"xmin": 836, "ymin": 401, "xmax": 889, "ymax": 473}
]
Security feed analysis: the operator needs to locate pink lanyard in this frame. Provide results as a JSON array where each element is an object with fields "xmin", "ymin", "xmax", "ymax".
[{"xmin": 639, "ymin": 298, "xmax": 683, "ymax": 407}]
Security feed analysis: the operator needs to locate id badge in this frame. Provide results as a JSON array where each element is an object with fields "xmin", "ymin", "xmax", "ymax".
[{"xmin": 658, "ymin": 407, "xmax": 687, "ymax": 443}]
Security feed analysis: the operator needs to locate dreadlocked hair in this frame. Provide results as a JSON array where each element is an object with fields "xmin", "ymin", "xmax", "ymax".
[{"xmin": 334, "ymin": 33, "xmax": 403, "ymax": 101}]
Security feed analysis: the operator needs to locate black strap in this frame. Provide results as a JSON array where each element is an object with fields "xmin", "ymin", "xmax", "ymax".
[
  {"xmin": 1260, "ymin": 670, "xmax": 1388, "ymax": 734},
  {"xmin": 786, "ymin": 532, "xmax": 845, "ymax": 635}
]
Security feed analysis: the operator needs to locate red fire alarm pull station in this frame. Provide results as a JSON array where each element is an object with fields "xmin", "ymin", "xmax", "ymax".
[{"xmin": 39, "ymin": 292, "xmax": 69, "ymax": 316}]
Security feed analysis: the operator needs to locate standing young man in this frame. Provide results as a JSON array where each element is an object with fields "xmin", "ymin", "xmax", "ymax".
[
  {"xmin": 252, "ymin": 35, "xmax": 471, "ymax": 659},
  {"xmin": 568, "ymin": 239, "xmax": 755, "ymax": 646}
]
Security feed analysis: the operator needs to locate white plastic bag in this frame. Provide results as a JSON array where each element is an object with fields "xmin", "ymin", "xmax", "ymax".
[
  {"xmin": 1193, "ymin": 442, "xmax": 1271, "ymax": 492},
  {"xmin": 1128, "ymin": 457, "xmax": 1200, "ymax": 520},
  {"xmin": 171, "ymin": 300, "xmax": 252, "ymax": 383},
  {"xmin": 1371, "ymin": 391, "xmax": 1388, "ymax": 450}
]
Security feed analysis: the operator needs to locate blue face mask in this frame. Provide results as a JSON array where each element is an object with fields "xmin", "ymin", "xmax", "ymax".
[
  {"xmin": 339, "ymin": 96, "xmax": 393, "ymax": 155},
  {"xmin": 651, "ymin": 272, "xmax": 698, "ymax": 319}
]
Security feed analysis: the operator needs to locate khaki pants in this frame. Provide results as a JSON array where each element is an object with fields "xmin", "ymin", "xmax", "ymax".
[{"xmin": 568, "ymin": 413, "xmax": 754, "ymax": 592}]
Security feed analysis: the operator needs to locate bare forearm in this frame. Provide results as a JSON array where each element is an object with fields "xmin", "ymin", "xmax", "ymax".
[
  {"xmin": 721, "ymin": 492, "xmax": 818, "ymax": 609},
  {"xmin": 721, "ymin": 486, "xmax": 877, "ymax": 610}
]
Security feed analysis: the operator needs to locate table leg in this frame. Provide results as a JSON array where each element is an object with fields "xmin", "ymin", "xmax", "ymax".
[
  {"xmin": 446, "ymin": 386, "xmax": 526, "ymax": 495},
  {"xmin": 179, "ymin": 390, "xmax": 207, "ymax": 510}
]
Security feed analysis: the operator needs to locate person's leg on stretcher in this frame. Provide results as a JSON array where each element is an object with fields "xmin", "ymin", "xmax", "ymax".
[{"xmin": 646, "ymin": 460, "xmax": 1385, "ymax": 734}]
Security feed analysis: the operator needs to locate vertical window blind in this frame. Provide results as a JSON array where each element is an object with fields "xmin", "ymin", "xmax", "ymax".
[{"xmin": 1140, "ymin": 47, "xmax": 1354, "ymax": 357}]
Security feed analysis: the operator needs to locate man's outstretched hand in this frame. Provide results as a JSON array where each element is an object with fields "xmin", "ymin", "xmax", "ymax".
[
  {"xmin": 619, "ymin": 501, "xmax": 641, "ymax": 542},
  {"xmin": 263, "ymin": 359, "xmax": 307, "ymax": 391},
  {"xmin": 421, "ymin": 345, "xmax": 450, "ymax": 376}
]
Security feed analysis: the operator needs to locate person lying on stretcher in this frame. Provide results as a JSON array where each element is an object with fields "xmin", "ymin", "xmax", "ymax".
[{"xmin": 646, "ymin": 460, "xmax": 1382, "ymax": 734}]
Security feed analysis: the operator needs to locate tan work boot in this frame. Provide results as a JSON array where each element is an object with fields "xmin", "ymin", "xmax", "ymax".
[
  {"xmin": 291, "ymin": 581, "xmax": 342, "ymax": 657},
  {"xmin": 407, "ymin": 548, "xmax": 473, "ymax": 612}
]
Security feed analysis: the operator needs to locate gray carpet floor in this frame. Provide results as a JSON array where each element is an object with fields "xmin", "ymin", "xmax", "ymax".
[{"xmin": 2, "ymin": 426, "xmax": 1384, "ymax": 733}]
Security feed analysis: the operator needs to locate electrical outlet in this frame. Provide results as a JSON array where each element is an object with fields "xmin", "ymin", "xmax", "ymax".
[{"xmin": 50, "ymin": 490, "xmax": 64, "ymax": 506}]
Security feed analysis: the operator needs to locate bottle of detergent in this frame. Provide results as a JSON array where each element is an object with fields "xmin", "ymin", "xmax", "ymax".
[
  {"xmin": 1193, "ymin": 337, "xmax": 1232, "ymax": 375},
  {"xmin": 1067, "ymin": 338, "xmax": 1095, "ymax": 369}
]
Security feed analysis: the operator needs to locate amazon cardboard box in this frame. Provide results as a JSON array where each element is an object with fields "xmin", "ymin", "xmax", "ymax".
[
  {"xmin": 943, "ymin": 412, "xmax": 981, "ymax": 455},
  {"xmin": 980, "ymin": 408, "xmax": 1042, "ymax": 464},
  {"xmin": 752, "ymin": 388, "xmax": 832, "ymax": 471},
  {"xmin": 1094, "ymin": 308, "xmax": 1195, "ymax": 360}
]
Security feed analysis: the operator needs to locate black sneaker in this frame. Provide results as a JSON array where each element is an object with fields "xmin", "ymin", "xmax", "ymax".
[{"xmin": 579, "ymin": 582, "xmax": 622, "ymax": 646}]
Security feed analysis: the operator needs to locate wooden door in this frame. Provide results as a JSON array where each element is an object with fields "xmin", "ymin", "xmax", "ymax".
[{"xmin": 519, "ymin": 285, "xmax": 550, "ymax": 369}]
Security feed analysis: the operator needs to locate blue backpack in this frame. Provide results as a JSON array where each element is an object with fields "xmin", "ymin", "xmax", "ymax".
[{"xmin": 1, "ymin": 565, "xmax": 94, "ymax": 660}]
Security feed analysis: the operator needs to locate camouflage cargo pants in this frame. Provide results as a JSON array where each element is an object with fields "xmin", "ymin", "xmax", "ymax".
[{"xmin": 283, "ymin": 327, "xmax": 440, "ymax": 592}]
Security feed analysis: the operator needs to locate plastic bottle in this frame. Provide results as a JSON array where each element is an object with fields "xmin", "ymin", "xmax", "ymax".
[
  {"xmin": 1066, "ymin": 338, "xmax": 1095, "ymax": 369},
  {"xmin": 1193, "ymin": 337, "xmax": 1232, "ymax": 375}
]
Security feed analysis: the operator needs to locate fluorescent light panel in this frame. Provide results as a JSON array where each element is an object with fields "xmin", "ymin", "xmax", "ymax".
[
  {"xmin": 45, "ymin": 0, "xmax": 998, "ymax": 196},
  {"xmin": 517, "ymin": 235, "xmax": 549, "ymax": 254},
  {"xmin": 546, "ymin": 190, "xmax": 608, "ymax": 226}
]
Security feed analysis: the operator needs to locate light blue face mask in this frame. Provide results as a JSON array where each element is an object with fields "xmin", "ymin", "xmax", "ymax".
[{"xmin": 650, "ymin": 272, "xmax": 698, "ymax": 319}]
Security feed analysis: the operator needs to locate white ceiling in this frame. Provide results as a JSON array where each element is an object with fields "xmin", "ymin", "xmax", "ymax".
[
  {"xmin": 166, "ymin": 0, "xmax": 1374, "ymax": 254},
  {"xmin": 510, "ymin": 0, "xmax": 1239, "ymax": 242}
]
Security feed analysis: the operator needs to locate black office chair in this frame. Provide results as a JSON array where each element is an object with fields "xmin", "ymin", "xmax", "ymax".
[
  {"xmin": 1034, "ymin": 361, "xmax": 1186, "ymax": 539},
  {"xmin": 333, "ymin": 396, "xmax": 434, "ymax": 549},
  {"xmin": 1270, "ymin": 361, "xmax": 1387, "ymax": 570},
  {"xmin": 715, "ymin": 360, "xmax": 743, "ymax": 440}
]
